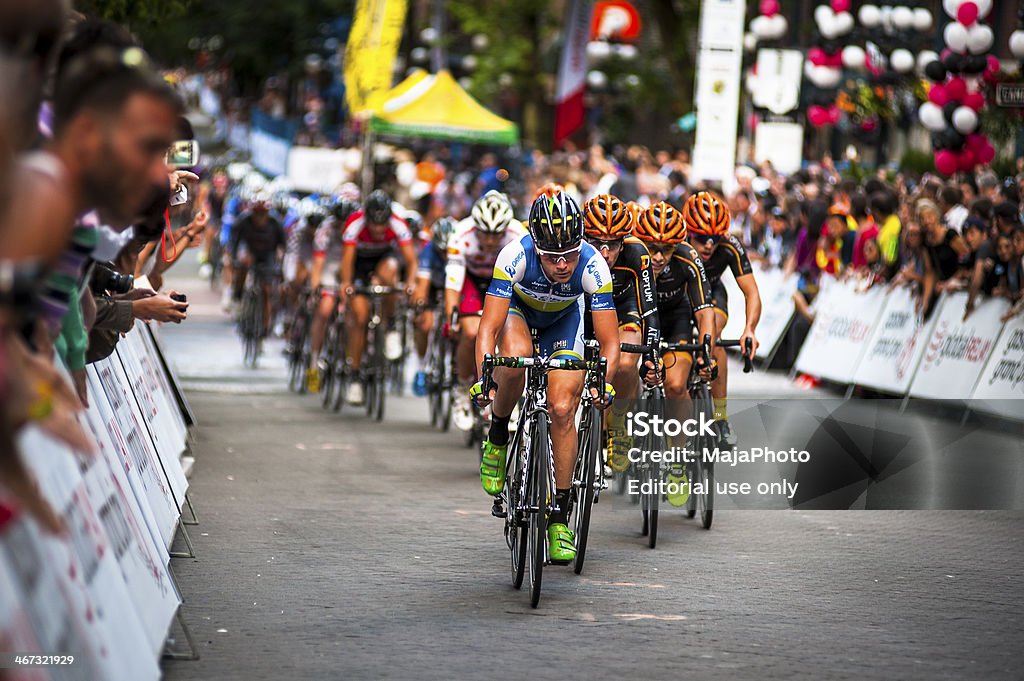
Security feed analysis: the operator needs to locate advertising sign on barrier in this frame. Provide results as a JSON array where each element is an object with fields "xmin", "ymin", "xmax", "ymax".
[
  {"xmin": 79, "ymin": 409, "xmax": 180, "ymax": 655},
  {"xmin": 909, "ymin": 291, "xmax": 1009, "ymax": 400},
  {"xmin": 852, "ymin": 285, "xmax": 939, "ymax": 394},
  {"xmin": 795, "ymin": 279, "xmax": 886, "ymax": 384},
  {"xmin": 970, "ymin": 312, "xmax": 1024, "ymax": 420},
  {"xmin": 17, "ymin": 428, "xmax": 161, "ymax": 681},
  {"xmin": 136, "ymin": 324, "xmax": 189, "ymax": 443},
  {"xmin": 88, "ymin": 361, "xmax": 179, "ymax": 551},
  {"xmin": 115, "ymin": 334, "xmax": 188, "ymax": 509}
]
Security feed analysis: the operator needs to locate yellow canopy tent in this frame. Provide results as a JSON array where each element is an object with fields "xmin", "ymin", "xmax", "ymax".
[{"xmin": 370, "ymin": 70, "xmax": 519, "ymax": 145}]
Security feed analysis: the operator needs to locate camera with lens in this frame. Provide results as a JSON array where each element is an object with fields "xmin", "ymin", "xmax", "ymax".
[
  {"xmin": 90, "ymin": 262, "xmax": 134, "ymax": 294},
  {"xmin": 0, "ymin": 260, "xmax": 43, "ymax": 312}
]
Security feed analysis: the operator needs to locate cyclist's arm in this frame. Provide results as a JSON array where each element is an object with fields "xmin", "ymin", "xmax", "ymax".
[
  {"xmin": 399, "ymin": 241, "xmax": 418, "ymax": 292},
  {"xmin": 735, "ymin": 272, "xmax": 761, "ymax": 356},
  {"xmin": 675, "ymin": 245, "xmax": 716, "ymax": 346},
  {"xmin": 339, "ymin": 244, "xmax": 356, "ymax": 290},
  {"xmin": 592, "ymin": 308, "xmax": 620, "ymax": 379},
  {"xmin": 476, "ymin": 293, "xmax": 511, "ymax": 374},
  {"xmin": 583, "ymin": 253, "xmax": 620, "ymax": 379},
  {"xmin": 631, "ymin": 241, "xmax": 661, "ymax": 348},
  {"xmin": 310, "ymin": 252, "xmax": 326, "ymax": 291},
  {"xmin": 229, "ymin": 218, "xmax": 246, "ymax": 260},
  {"xmin": 444, "ymin": 242, "xmax": 467, "ymax": 321}
]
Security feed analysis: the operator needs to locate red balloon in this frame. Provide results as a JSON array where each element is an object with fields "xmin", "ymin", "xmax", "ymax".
[
  {"xmin": 958, "ymin": 148, "xmax": 976, "ymax": 172},
  {"xmin": 935, "ymin": 150, "xmax": 958, "ymax": 176},
  {"xmin": 828, "ymin": 105, "xmax": 841, "ymax": 124},
  {"xmin": 963, "ymin": 92, "xmax": 985, "ymax": 112},
  {"xmin": 966, "ymin": 133, "xmax": 987, "ymax": 151},
  {"xmin": 928, "ymin": 84, "xmax": 949, "ymax": 106},
  {"xmin": 860, "ymin": 118, "xmax": 878, "ymax": 132},
  {"xmin": 831, "ymin": 0, "xmax": 851, "ymax": 12},
  {"xmin": 808, "ymin": 47, "xmax": 827, "ymax": 67},
  {"xmin": 946, "ymin": 77, "xmax": 967, "ymax": 102},
  {"xmin": 760, "ymin": 0, "xmax": 780, "ymax": 16},
  {"xmin": 978, "ymin": 143, "xmax": 996, "ymax": 164},
  {"xmin": 808, "ymin": 106, "xmax": 827, "ymax": 127},
  {"xmin": 957, "ymin": 2, "xmax": 979, "ymax": 26}
]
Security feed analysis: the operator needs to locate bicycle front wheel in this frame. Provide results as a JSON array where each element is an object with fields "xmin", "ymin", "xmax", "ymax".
[
  {"xmin": 572, "ymin": 407, "xmax": 600, "ymax": 575},
  {"xmin": 692, "ymin": 383, "xmax": 715, "ymax": 529},
  {"xmin": 527, "ymin": 415, "xmax": 550, "ymax": 608},
  {"xmin": 507, "ymin": 427, "xmax": 528, "ymax": 590}
]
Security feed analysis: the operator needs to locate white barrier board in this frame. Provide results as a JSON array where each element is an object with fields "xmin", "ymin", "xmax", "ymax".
[
  {"xmin": 795, "ymin": 278, "xmax": 886, "ymax": 383},
  {"xmin": 971, "ymin": 312, "xmax": 1024, "ymax": 420},
  {"xmin": 852, "ymin": 285, "xmax": 939, "ymax": 394},
  {"xmin": 909, "ymin": 291, "xmax": 1009, "ymax": 400}
]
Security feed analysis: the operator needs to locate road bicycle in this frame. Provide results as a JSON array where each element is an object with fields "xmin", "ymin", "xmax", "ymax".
[
  {"xmin": 237, "ymin": 263, "xmax": 276, "ymax": 368},
  {"xmin": 621, "ymin": 336, "xmax": 752, "ymax": 537},
  {"xmin": 424, "ymin": 306, "xmax": 455, "ymax": 431},
  {"xmin": 480, "ymin": 345, "xmax": 606, "ymax": 608},
  {"xmin": 286, "ymin": 287, "xmax": 315, "ymax": 393}
]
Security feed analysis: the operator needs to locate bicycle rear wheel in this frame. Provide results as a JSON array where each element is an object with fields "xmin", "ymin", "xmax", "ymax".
[
  {"xmin": 572, "ymin": 407, "xmax": 599, "ymax": 574},
  {"xmin": 527, "ymin": 416, "xmax": 550, "ymax": 608},
  {"xmin": 320, "ymin": 324, "xmax": 338, "ymax": 409},
  {"xmin": 240, "ymin": 286, "xmax": 261, "ymax": 368}
]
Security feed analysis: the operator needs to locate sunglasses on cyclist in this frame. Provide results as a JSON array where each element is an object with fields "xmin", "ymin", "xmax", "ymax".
[
  {"xmin": 645, "ymin": 243, "xmax": 676, "ymax": 256},
  {"xmin": 695, "ymin": 234, "xmax": 724, "ymax": 247},
  {"xmin": 585, "ymin": 236, "xmax": 624, "ymax": 252},
  {"xmin": 536, "ymin": 245, "xmax": 582, "ymax": 265}
]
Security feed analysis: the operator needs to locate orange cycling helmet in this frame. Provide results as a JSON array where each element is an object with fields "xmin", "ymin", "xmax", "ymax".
[
  {"xmin": 683, "ymin": 191, "xmax": 730, "ymax": 236},
  {"xmin": 635, "ymin": 201, "xmax": 688, "ymax": 244},
  {"xmin": 582, "ymin": 194, "xmax": 634, "ymax": 239},
  {"xmin": 533, "ymin": 182, "xmax": 565, "ymax": 201}
]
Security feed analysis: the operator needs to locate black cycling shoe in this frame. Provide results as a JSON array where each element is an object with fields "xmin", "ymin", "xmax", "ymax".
[{"xmin": 717, "ymin": 419, "xmax": 737, "ymax": 448}]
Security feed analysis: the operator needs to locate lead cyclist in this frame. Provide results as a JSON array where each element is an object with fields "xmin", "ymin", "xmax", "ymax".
[{"xmin": 471, "ymin": 191, "xmax": 620, "ymax": 563}]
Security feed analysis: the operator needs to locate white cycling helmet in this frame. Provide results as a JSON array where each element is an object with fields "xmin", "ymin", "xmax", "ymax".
[{"xmin": 471, "ymin": 190, "xmax": 515, "ymax": 234}]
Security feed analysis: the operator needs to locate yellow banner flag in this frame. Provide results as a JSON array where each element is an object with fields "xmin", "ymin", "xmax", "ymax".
[{"xmin": 344, "ymin": 0, "xmax": 409, "ymax": 115}]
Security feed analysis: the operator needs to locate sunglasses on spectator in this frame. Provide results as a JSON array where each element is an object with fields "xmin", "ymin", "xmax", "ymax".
[
  {"xmin": 536, "ymin": 246, "xmax": 582, "ymax": 265},
  {"xmin": 585, "ymin": 236, "xmax": 624, "ymax": 252}
]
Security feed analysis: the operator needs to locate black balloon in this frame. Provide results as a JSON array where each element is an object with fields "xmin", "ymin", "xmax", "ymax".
[
  {"xmin": 924, "ymin": 60, "xmax": 947, "ymax": 82},
  {"xmin": 943, "ymin": 128, "xmax": 966, "ymax": 149},
  {"xmin": 932, "ymin": 132, "xmax": 948, "ymax": 150},
  {"xmin": 944, "ymin": 53, "xmax": 964, "ymax": 73},
  {"xmin": 963, "ymin": 54, "xmax": 987, "ymax": 74},
  {"xmin": 942, "ymin": 101, "xmax": 960, "ymax": 122}
]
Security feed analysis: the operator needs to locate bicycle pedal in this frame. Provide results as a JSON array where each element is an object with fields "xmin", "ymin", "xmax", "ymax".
[{"xmin": 490, "ymin": 499, "xmax": 504, "ymax": 518}]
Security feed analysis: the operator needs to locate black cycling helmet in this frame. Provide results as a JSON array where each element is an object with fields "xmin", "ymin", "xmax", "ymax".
[
  {"xmin": 528, "ymin": 191, "xmax": 583, "ymax": 253},
  {"xmin": 332, "ymin": 198, "xmax": 359, "ymax": 224},
  {"xmin": 365, "ymin": 189, "xmax": 392, "ymax": 224},
  {"xmin": 306, "ymin": 211, "xmax": 326, "ymax": 229}
]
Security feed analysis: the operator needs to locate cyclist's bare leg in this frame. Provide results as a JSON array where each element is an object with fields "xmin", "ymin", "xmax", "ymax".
[
  {"xmin": 309, "ymin": 292, "xmax": 335, "ymax": 363},
  {"xmin": 548, "ymin": 370, "xmax": 585, "ymax": 489},
  {"xmin": 457, "ymin": 315, "xmax": 481, "ymax": 384},
  {"xmin": 613, "ymin": 327, "xmax": 642, "ymax": 403},
  {"xmin": 663, "ymin": 350, "xmax": 694, "ymax": 439},
  {"xmin": 414, "ymin": 307, "xmax": 433, "ymax": 361},
  {"xmin": 374, "ymin": 257, "xmax": 400, "ymax": 323},
  {"xmin": 710, "ymin": 311, "xmax": 728, "ymax": 402},
  {"xmin": 491, "ymin": 314, "xmax": 531, "ymax": 419},
  {"xmin": 232, "ymin": 255, "xmax": 251, "ymax": 302},
  {"xmin": 346, "ymin": 295, "xmax": 371, "ymax": 370}
]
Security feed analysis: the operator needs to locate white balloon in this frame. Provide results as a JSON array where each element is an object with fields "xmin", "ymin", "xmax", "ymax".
[
  {"xmin": 586, "ymin": 41, "xmax": 612, "ymax": 60},
  {"xmin": 750, "ymin": 15, "xmax": 770, "ymax": 39},
  {"xmin": 890, "ymin": 48, "xmax": 915, "ymax": 73},
  {"xmin": 1011, "ymin": 30, "xmax": 1024, "ymax": 60},
  {"xmin": 967, "ymin": 24, "xmax": 994, "ymax": 55},
  {"xmin": 586, "ymin": 70, "xmax": 608, "ymax": 90},
  {"xmin": 975, "ymin": 0, "xmax": 992, "ymax": 19},
  {"xmin": 744, "ymin": 32, "xmax": 758, "ymax": 51},
  {"xmin": 952, "ymin": 105, "xmax": 979, "ymax": 134},
  {"xmin": 746, "ymin": 74, "xmax": 760, "ymax": 94},
  {"xmin": 842, "ymin": 45, "xmax": 867, "ymax": 70},
  {"xmin": 767, "ymin": 15, "xmax": 788, "ymax": 39},
  {"xmin": 942, "ymin": 0, "xmax": 963, "ymax": 19},
  {"xmin": 859, "ymin": 5, "xmax": 882, "ymax": 28},
  {"xmin": 918, "ymin": 102, "xmax": 946, "ymax": 132},
  {"xmin": 944, "ymin": 21, "xmax": 969, "ymax": 53},
  {"xmin": 912, "ymin": 8, "xmax": 933, "ymax": 31},
  {"xmin": 814, "ymin": 5, "xmax": 834, "ymax": 30},
  {"xmin": 833, "ymin": 12, "xmax": 855, "ymax": 36},
  {"xmin": 891, "ymin": 6, "xmax": 914, "ymax": 30},
  {"xmin": 809, "ymin": 65, "xmax": 841, "ymax": 89},
  {"xmin": 917, "ymin": 50, "xmax": 940, "ymax": 72}
]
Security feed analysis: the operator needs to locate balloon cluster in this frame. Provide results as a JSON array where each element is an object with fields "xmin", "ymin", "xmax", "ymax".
[
  {"xmin": 803, "ymin": 0, "xmax": 854, "ymax": 95},
  {"xmin": 917, "ymin": 0, "xmax": 998, "ymax": 175},
  {"xmin": 750, "ymin": 0, "xmax": 788, "ymax": 42}
]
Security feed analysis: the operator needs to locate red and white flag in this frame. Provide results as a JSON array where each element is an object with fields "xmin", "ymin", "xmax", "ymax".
[{"xmin": 554, "ymin": 0, "xmax": 593, "ymax": 146}]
